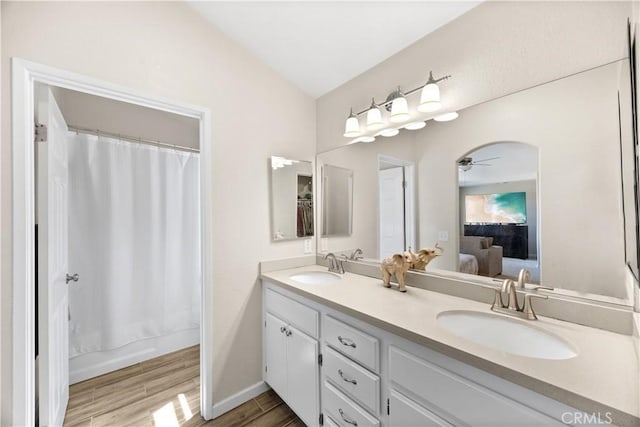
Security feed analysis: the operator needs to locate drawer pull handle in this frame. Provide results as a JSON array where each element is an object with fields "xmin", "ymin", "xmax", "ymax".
[
  {"xmin": 339, "ymin": 408, "xmax": 358, "ymax": 426},
  {"xmin": 338, "ymin": 369, "xmax": 357, "ymax": 385},
  {"xmin": 337, "ymin": 336, "xmax": 357, "ymax": 348},
  {"xmin": 280, "ymin": 326, "xmax": 286, "ymax": 333},
  {"xmin": 285, "ymin": 329, "xmax": 292, "ymax": 337}
]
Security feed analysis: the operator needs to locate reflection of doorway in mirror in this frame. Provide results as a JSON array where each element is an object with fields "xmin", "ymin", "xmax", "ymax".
[
  {"xmin": 378, "ymin": 155, "xmax": 416, "ymax": 259},
  {"xmin": 457, "ymin": 142, "xmax": 539, "ymax": 283},
  {"xmin": 297, "ymin": 174, "xmax": 314, "ymax": 238}
]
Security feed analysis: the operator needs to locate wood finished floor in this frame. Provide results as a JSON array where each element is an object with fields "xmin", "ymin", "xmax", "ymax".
[{"xmin": 64, "ymin": 345, "xmax": 303, "ymax": 427}]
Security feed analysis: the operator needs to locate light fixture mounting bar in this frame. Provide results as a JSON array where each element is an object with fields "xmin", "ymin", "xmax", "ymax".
[{"xmin": 351, "ymin": 72, "xmax": 451, "ymax": 116}]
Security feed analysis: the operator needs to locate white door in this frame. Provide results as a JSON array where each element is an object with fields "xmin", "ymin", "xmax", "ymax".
[
  {"xmin": 379, "ymin": 167, "xmax": 405, "ymax": 258},
  {"xmin": 37, "ymin": 88, "xmax": 70, "ymax": 426},
  {"xmin": 286, "ymin": 325, "xmax": 319, "ymax": 427},
  {"xmin": 265, "ymin": 313, "xmax": 288, "ymax": 397}
]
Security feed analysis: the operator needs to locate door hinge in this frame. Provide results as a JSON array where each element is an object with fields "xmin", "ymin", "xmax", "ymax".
[
  {"xmin": 35, "ymin": 124, "xmax": 47, "ymax": 142},
  {"xmin": 265, "ymin": 320, "xmax": 267, "ymax": 327},
  {"xmin": 403, "ymin": 180, "xmax": 407, "ymax": 189},
  {"xmin": 318, "ymin": 354, "xmax": 323, "ymax": 366},
  {"xmin": 265, "ymin": 365, "xmax": 267, "ymax": 373},
  {"xmin": 387, "ymin": 398, "xmax": 390, "ymax": 415},
  {"xmin": 319, "ymin": 413, "xmax": 324, "ymax": 426}
]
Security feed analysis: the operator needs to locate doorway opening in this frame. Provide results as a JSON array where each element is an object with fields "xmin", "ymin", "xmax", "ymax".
[
  {"xmin": 11, "ymin": 59, "xmax": 213, "ymax": 426},
  {"xmin": 377, "ymin": 155, "xmax": 416, "ymax": 259}
]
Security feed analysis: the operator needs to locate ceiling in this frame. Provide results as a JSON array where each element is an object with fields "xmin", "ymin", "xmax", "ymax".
[
  {"xmin": 187, "ymin": 1, "xmax": 480, "ymax": 98},
  {"xmin": 52, "ymin": 87, "xmax": 200, "ymax": 149},
  {"xmin": 458, "ymin": 142, "xmax": 538, "ymax": 187}
]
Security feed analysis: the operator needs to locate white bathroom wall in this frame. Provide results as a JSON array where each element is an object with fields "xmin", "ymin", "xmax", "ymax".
[{"xmin": 1, "ymin": 1, "xmax": 315, "ymax": 422}]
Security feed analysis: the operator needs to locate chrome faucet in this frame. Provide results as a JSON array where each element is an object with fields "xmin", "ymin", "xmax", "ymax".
[
  {"xmin": 486, "ymin": 279, "xmax": 548, "ymax": 320},
  {"xmin": 324, "ymin": 253, "xmax": 345, "ymax": 274},
  {"xmin": 349, "ymin": 248, "xmax": 364, "ymax": 261},
  {"xmin": 516, "ymin": 268, "xmax": 531, "ymax": 288}
]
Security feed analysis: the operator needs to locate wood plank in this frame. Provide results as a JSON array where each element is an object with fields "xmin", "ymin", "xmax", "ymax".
[
  {"xmin": 64, "ymin": 345, "xmax": 298, "ymax": 427},
  {"xmin": 243, "ymin": 403, "xmax": 297, "ymax": 427},
  {"xmin": 254, "ymin": 389, "xmax": 284, "ymax": 413},
  {"xmin": 207, "ymin": 399, "xmax": 263, "ymax": 427},
  {"xmin": 64, "ymin": 384, "xmax": 146, "ymax": 425},
  {"xmin": 283, "ymin": 418, "xmax": 306, "ymax": 427},
  {"xmin": 69, "ymin": 363, "xmax": 143, "ymax": 394},
  {"xmin": 93, "ymin": 357, "xmax": 186, "ymax": 399},
  {"xmin": 145, "ymin": 363, "xmax": 199, "ymax": 395}
]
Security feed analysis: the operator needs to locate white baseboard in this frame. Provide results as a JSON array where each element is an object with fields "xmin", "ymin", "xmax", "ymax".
[{"xmin": 210, "ymin": 381, "xmax": 270, "ymax": 419}]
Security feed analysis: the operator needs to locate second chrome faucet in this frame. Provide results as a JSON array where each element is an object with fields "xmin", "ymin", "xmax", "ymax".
[{"xmin": 489, "ymin": 269, "xmax": 550, "ymax": 320}]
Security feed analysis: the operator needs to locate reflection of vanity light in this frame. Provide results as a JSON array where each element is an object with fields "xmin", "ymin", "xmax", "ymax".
[
  {"xmin": 404, "ymin": 121, "xmax": 426, "ymax": 130},
  {"xmin": 378, "ymin": 128, "xmax": 400, "ymax": 137},
  {"xmin": 271, "ymin": 156, "xmax": 299, "ymax": 169},
  {"xmin": 434, "ymin": 111, "xmax": 459, "ymax": 122},
  {"xmin": 350, "ymin": 136, "xmax": 376, "ymax": 144}
]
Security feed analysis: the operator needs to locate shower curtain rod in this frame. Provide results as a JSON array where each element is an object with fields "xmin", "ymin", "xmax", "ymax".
[{"xmin": 67, "ymin": 124, "xmax": 200, "ymax": 153}]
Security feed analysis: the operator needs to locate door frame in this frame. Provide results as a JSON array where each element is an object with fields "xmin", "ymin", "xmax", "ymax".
[
  {"xmin": 377, "ymin": 155, "xmax": 416, "ymax": 258},
  {"xmin": 11, "ymin": 58, "xmax": 214, "ymax": 425}
]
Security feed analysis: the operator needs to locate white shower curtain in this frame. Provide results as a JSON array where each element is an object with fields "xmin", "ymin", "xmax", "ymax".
[{"xmin": 67, "ymin": 132, "xmax": 201, "ymax": 357}]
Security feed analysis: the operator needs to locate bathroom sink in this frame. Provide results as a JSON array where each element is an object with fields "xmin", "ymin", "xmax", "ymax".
[
  {"xmin": 437, "ymin": 310, "xmax": 577, "ymax": 360},
  {"xmin": 288, "ymin": 271, "xmax": 342, "ymax": 284}
]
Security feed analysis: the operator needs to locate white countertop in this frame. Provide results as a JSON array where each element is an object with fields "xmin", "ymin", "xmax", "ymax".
[{"xmin": 261, "ymin": 265, "xmax": 640, "ymax": 423}]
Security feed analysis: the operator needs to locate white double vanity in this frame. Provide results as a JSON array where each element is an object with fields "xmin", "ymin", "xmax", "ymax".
[{"xmin": 261, "ymin": 262, "xmax": 639, "ymax": 427}]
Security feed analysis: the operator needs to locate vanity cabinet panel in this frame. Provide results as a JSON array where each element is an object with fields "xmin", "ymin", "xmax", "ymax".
[
  {"xmin": 263, "ymin": 289, "xmax": 319, "ymax": 427},
  {"xmin": 323, "ymin": 381, "xmax": 380, "ymax": 427},
  {"xmin": 388, "ymin": 346, "xmax": 564, "ymax": 426},
  {"xmin": 388, "ymin": 389, "xmax": 453, "ymax": 427},
  {"xmin": 324, "ymin": 347, "xmax": 380, "ymax": 414},
  {"xmin": 265, "ymin": 288, "xmax": 319, "ymax": 339},
  {"xmin": 264, "ymin": 313, "xmax": 288, "ymax": 396},
  {"xmin": 287, "ymin": 324, "xmax": 320, "ymax": 426},
  {"xmin": 324, "ymin": 315, "xmax": 379, "ymax": 372}
]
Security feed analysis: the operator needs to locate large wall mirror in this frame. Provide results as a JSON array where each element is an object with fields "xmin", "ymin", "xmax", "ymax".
[
  {"xmin": 317, "ymin": 58, "xmax": 639, "ymax": 304},
  {"xmin": 270, "ymin": 156, "xmax": 314, "ymax": 241}
]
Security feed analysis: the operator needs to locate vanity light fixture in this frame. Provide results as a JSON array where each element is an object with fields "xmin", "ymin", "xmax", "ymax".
[
  {"xmin": 378, "ymin": 128, "xmax": 400, "ymax": 137},
  {"xmin": 343, "ymin": 108, "xmax": 361, "ymax": 137},
  {"xmin": 433, "ymin": 111, "xmax": 459, "ymax": 122},
  {"xmin": 342, "ymin": 71, "xmax": 451, "ymax": 141},
  {"xmin": 366, "ymin": 98, "xmax": 385, "ymax": 130}
]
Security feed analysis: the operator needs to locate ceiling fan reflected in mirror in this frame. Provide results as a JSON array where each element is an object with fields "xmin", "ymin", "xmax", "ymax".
[{"xmin": 458, "ymin": 156, "xmax": 500, "ymax": 172}]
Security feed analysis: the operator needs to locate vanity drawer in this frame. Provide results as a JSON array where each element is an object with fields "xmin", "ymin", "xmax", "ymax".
[
  {"xmin": 323, "ymin": 381, "xmax": 379, "ymax": 427},
  {"xmin": 265, "ymin": 288, "xmax": 318, "ymax": 339},
  {"xmin": 324, "ymin": 316, "xmax": 379, "ymax": 372},
  {"xmin": 324, "ymin": 347, "xmax": 380, "ymax": 414},
  {"xmin": 388, "ymin": 346, "xmax": 563, "ymax": 426}
]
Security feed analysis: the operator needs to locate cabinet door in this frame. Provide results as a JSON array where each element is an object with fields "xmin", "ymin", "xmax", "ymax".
[
  {"xmin": 287, "ymin": 324, "xmax": 319, "ymax": 427},
  {"xmin": 265, "ymin": 313, "xmax": 288, "ymax": 397},
  {"xmin": 389, "ymin": 389, "xmax": 452, "ymax": 427}
]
